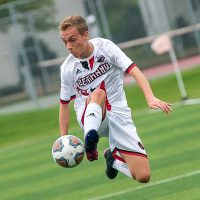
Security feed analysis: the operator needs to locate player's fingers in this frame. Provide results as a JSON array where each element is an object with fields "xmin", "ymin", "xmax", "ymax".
[
  {"xmin": 158, "ymin": 102, "xmax": 172, "ymax": 114},
  {"xmin": 157, "ymin": 103, "xmax": 167, "ymax": 113},
  {"xmin": 167, "ymin": 102, "xmax": 173, "ymax": 106},
  {"xmin": 151, "ymin": 104, "xmax": 159, "ymax": 110},
  {"xmin": 164, "ymin": 102, "xmax": 173, "ymax": 113}
]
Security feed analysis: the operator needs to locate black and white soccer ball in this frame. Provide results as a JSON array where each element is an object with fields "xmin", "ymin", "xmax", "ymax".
[{"xmin": 52, "ymin": 135, "xmax": 84, "ymax": 168}]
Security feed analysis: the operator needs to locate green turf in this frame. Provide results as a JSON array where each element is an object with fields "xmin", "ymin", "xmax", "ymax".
[
  {"xmin": 124, "ymin": 66, "xmax": 200, "ymax": 110},
  {"xmin": 0, "ymin": 67, "xmax": 200, "ymax": 200}
]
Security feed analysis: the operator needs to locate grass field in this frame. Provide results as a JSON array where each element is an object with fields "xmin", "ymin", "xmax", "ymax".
[{"xmin": 0, "ymin": 67, "xmax": 200, "ymax": 200}]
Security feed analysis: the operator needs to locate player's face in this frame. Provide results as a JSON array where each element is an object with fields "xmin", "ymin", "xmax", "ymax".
[{"xmin": 60, "ymin": 26, "xmax": 90, "ymax": 58}]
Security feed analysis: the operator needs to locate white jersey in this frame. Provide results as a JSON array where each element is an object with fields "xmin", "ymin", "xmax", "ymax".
[
  {"xmin": 60, "ymin": 37, "xmax": 147, "ymax": 156},
  {"xmin": 60, "ymin": 37, "xmax": 136, "ymax": 116}
]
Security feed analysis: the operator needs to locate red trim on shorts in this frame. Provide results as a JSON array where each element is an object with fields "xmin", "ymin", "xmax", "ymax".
[
  {"xmin": 112, "ymin": 148, "xmax": 148, "ymax": 163},
  {"xmin": 114, "ymin": 155, "xmax": 126, "ymax": 163},
  {"xmin": 99, "ymin": 81, "xmax": 111, "ymax": 111},
  {"xmin": 112, "ymin": 148, "xmax": 125, "ymax": 163},
  {"xmin": 89, "ymin": 56, "xmax": 95, "ymax": 70},
  {"xmin": 60, "ymin": 95, "xmax": 76, "ymax": 104},
  {"xmin": 125, "ymin": 63, "xmax": 137, "ymax": 73}
]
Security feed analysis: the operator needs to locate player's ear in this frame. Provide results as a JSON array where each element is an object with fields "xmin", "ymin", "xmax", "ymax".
[{"xmin": 83, "ymin": 31, "xmax": 89, "ymax": 39}]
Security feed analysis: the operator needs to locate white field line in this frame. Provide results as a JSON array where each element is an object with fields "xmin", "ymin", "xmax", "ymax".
[{"xmin": 87, "ymin": 170, "xmax": 200, "ymax": 200}]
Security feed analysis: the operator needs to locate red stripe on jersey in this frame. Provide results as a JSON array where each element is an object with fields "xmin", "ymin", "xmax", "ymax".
[
  {"xmin": 70, "ymin": 95, "xmax": 76, "ymax": 101},
  {"xmin": 100, "ymin": 81, "xmax": 111, "ymax": 111},
  {"xmin": 60, "ymin": 99, "xmax": 70, "ymax": 104},
  {"xmin": 81, "ymin": 100, "xmax": 87, "ymax": 125},
  {"xmin": 125, "ymin": 63, "xmax": 137, "ymax": 73},
  {"xmin": 60, "ymin": 95, "xmax": 76, "ymax": 105},
  {"xmin": 89, "ymin": 56, "xmax": 95, "ymax": 70}
]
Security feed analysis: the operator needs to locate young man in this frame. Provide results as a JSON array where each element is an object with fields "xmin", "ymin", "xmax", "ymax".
[{"xmin": 59, "ymin": 15, "xmax": 172, "ymax": 183}]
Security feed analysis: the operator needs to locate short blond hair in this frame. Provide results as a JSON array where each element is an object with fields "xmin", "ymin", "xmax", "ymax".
[{"xmin": 59, "ymin": 15, "xmax": 88, "ymax": 35}]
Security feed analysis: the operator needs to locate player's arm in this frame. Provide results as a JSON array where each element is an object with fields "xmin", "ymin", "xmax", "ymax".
[
  {"xmin": 59, "ymin": 103, "xmax": 70, "ymax": 136},
  {"xmin": 59, "ymin": 63, "xmax": 75, "ymax": 136},
  {"xmin": 128, "ymin": 66, "xmax": 172, "ymax": 114}
]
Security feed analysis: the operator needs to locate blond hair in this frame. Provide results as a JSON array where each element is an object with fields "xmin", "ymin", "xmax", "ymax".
[{"xmin": 59, "ymin": 15, "xmax": 88, "ymax": 35}]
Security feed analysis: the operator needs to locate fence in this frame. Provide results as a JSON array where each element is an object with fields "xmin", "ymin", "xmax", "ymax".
[{"xmin": 0, "ymin": 0, "xmax": 200, "ymax": 107}]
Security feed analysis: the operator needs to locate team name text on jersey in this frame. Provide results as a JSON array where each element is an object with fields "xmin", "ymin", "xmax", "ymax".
[{"xmin": 77, "ymin": 62, "xmax": 111, "ymax": 87}]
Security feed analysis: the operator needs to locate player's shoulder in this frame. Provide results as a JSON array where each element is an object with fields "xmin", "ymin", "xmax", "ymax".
[
  {"xmin": 90, "ymin": 37, "xmax": 115, "ymax": 48},
  {"xmin": 60, "ymin": 54, "xmax": 76, "ymax": 74}
]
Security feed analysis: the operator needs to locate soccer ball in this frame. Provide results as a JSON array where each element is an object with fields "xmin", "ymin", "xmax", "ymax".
[{"xmin": 52, "ymin": 135, "xmax": 84, "ymax": 168}]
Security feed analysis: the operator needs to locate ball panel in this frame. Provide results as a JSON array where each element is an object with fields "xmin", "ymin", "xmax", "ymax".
[
  {"xmin": 68, "ymin": 135, "xmax": 82, "ymax": 148},
  {"xmin": 74, "ymin": 151, "xmax": 84, "ymax": 165},
  {"xmin": 52, "ymin": 137, "xmax": 64, "ymax": 153},
  {"xmin": 55, "ymin": 157, "xmax": 69, "ymax": 168}
]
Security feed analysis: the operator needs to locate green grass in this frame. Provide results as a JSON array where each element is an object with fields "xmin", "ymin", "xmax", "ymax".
[
  {"xmin": 124, "ymin": 66, "xmax": 200, "ymax": 109},
  {"xmin": 0, "ymin": 67, "xmax": 200, "ymax": 200}
]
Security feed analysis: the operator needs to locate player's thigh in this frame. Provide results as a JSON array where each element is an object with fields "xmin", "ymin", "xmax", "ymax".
[{"xmin": 120, "ymin": 152, "xmax": 150, "ymax": 180}]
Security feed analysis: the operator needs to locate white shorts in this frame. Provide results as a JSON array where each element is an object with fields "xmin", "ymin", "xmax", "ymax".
[{"xmin": 77, "ymin": 104, "xmax": 147, "ymax": 161}]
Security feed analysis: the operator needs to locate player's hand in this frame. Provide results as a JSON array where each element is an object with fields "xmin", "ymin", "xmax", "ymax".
[{"xmin": 147, "ymin": 96, "xmax": 172, "ymax": 114}]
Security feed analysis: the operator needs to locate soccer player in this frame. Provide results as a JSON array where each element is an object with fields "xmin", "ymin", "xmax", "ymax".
[{"xmin": 59, "ymin": 15, "xmax": 172, "ymax": 183}]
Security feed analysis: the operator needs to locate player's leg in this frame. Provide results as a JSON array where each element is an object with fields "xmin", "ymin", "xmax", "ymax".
[
  {"xmin": 119, "ymin": 152, "xmax": 151, "ymax": 183},
  {"xmin": 104, "ymin": 109, "xmax": 150, "ymax": 182},
  {"xmin": 83, "ymin": 88, "xmax": 106, "ymax": 161},
  {"xmin": 84, "ymin": 88, "xmax": 106, "ymax": 133},
  {"xmin": 105, "ymin": 149, "xmax": 150, "ymax": 182}
]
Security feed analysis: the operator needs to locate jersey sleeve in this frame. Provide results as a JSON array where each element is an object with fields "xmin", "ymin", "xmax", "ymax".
[
  {"xmin": 106, "ymin": 40, "xmax": 137, "ymax": 73},
  {"xmin": 60, "ymin": 64, "xmax": 76, "ymax": 104}
]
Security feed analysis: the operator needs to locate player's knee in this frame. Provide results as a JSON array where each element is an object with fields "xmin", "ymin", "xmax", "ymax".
[
  {"xmin": 91, "ymin": 89, "xmax": 106, "ymax": 102},
  {"xmin": 134, "ymin": 171, "xmax": 151, "ymax": 183},
  {"xmin": 94, "ymin": 88, "xmax": 106, "ymax": 98}
]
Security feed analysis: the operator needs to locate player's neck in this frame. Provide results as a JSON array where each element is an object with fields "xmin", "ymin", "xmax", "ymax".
[{"xmin": 80, "ymin": 42, "xmax": 94, "ymax": 59}]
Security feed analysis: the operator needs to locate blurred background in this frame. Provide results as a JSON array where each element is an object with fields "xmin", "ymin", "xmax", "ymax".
[
  {"xmin": 0, "ymin": 0, "xmax": 199, "ymax": 111},
  {"xmin": 0, "ymin": 1, "xmax": 200, "ymax": 200}
]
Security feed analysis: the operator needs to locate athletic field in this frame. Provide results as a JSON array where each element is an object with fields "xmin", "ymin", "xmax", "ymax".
[{"xmin": 0, "ymin": 67, "xmax": 200, "ymax": 200}]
